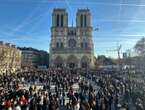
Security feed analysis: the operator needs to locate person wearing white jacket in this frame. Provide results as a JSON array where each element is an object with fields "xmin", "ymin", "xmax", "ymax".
[
  {"xmin": 15, "ymin": 106, "xmax": 21, "ymax": 110},
  {"xmin": 14, "ymin": 103, "xmax": 21, "ymax": 110},
  {"xmin": 7, "ymin": 107, "xmax": 12, "ymax": 110}
]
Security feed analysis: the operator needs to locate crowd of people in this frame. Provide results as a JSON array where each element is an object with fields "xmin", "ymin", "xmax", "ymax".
[
  {"xmin": 0, "ymin": 68, "xmax": 144, "ymax": 110},
  {"xmin": 84, "ymin": 71, "xmax": 145, "ymax": 110}
]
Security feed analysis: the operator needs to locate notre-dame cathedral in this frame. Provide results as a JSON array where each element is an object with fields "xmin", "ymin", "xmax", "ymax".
[{"xmin": 49, "ymin": 8, "xmax": 95, "ymax": 69}]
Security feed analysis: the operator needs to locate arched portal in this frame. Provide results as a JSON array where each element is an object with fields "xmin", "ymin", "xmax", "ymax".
[
  {"xmin": 67, "ymin": 55, "xmax": 78, "ymax": 68},
  {"xmin": 81, "ymin": 56, "xmax": 90, "ymax": 68},
  {"xmin": 54, "ymin": 56, "xmax": 64, "ymax": 68}
]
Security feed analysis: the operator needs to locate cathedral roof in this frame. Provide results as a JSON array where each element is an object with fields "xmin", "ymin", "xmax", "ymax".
[
  {"xmin": 53, "ymin": 8, "xmax": 66, "ymax": 12},
  {"xmin": 77, "ymin": 8, "xmax": 90, "ymax": 15}
]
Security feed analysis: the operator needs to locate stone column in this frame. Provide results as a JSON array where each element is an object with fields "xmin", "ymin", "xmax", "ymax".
[
  {"xmin": 64, "ymin": 13, "xmax": 68, "ymax": 27},
  {"xmin": 76, "ymin": 14, "xmax": 80, "ymax": 27}
]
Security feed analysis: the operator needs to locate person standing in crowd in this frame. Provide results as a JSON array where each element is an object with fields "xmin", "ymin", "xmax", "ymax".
[{"xmin": 0, "ymin": 68, "xmax": 144, "ymax": 110}]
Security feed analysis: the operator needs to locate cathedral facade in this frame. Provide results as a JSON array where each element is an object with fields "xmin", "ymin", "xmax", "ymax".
[{"xmin": 49, "ymin": 8, "xmax": 95, "ymax": 69}]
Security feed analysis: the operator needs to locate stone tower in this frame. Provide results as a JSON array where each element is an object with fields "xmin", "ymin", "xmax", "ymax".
[{"xmin": 49, "ymin": 8, "xmax": 95, "ymax": 69}]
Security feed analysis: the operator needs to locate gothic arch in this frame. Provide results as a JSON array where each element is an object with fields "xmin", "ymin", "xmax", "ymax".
[
  {"xmin": 54, "ymin": 56, "xmax": 64, "ymax": 68},
  {"xmin": 81, "ymin": 56, "xmax": 90, "ymax": 68},
  {"xmin": 67, "ymin": 55, "xmax": 78, "ymax": 68}
]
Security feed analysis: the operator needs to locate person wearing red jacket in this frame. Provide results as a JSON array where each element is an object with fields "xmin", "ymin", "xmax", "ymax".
[
  {"xmin": 4, "ymin": 99, "xmax": 12, "ymax": 110},
  {"xmin": 19, "ymin": 95, "xmax": 28, "ymax": 110}
]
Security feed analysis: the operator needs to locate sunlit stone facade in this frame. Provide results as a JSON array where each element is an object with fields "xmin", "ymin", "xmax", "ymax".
[
  {"xmin": 0, "ymin": 41, "xmax": 21, "ymax": 74},
  {"xmin": 49, "ymin": 8, "xmax": 95, "ymax": 69}
]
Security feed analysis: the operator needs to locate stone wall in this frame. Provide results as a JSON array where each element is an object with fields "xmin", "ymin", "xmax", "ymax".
[{"xmin": 0, "ymin": 42, "xmax": 21, "ymax": 74}]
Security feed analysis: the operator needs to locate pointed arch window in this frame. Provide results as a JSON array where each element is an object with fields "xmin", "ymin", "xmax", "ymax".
[
  {"xmin": 60, "ymin": 42, "xmax": 64, "ymax": 48},
  {"xmin": 85, "ymin": 42, "xmax": 88, "ymax": 48},
  {"xmin": 56, "ymin": 14, "xmax": 60, "ymax": 27},
  {"xmin": 61, "ymin": 14, "xmax": 64, "ymax": 27},
  {"xmin": 80, "ymin": 14, "xmax": 83, "ymax": 27},
  {"xmin": 84, "ymin": 15, "xmax": 87, "ymax": 27},
  {"xmin": 56, "ymin": 42, "xmax": 59, "ymax": 48}
]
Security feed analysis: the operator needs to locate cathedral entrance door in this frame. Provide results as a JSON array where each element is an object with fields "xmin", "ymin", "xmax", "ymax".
[
  {"xmin": 67, "ymin": 55, "xmax": 78, "ymax": 69},
  {"xmin": 69, "ymin": 63, "xmax": 75, "ymax": 68},
  {"xmin": 56, "ymin": 63, "xmax": 63, "ymax": 68},
  {"xmin": 81, "ymin": 62, "xmax": 88, "ymax": 68},
  {"xmin": 81, "ymin": 56, "xmax": 90, "ymax": 69},
  {"xmin": 54, "ymin": 56, "xmax": 64, "ymax": 68}
]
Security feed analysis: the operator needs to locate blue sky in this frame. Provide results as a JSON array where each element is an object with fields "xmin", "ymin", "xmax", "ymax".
[{"xmin": 0, "ymin": 0, "xmax": 145, "ymax": 58}]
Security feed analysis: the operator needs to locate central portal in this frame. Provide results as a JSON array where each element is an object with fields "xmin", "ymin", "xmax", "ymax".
[
  {"xmin": 67, "ymin": 55, "xmax": 78, "ymax": 69},
  {"xmin": 69, "ymin": 62, "xmax": 76, "ymax": 68}
]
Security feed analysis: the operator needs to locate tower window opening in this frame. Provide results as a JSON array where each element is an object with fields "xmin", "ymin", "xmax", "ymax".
[
  {"xmin": 56, "ymin": 14, "xmax": 60, "ymax": 27},
  {"xmin": 61, "ymin": 14, "xmax": 63, "ymax": 27},
  {"xmin": 84, "ymin": 15, "xmax": 87, "ymax": 27},
  {"xmin": 80, "ymin": 14, "xmax": 83, "ymax": 27}
]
